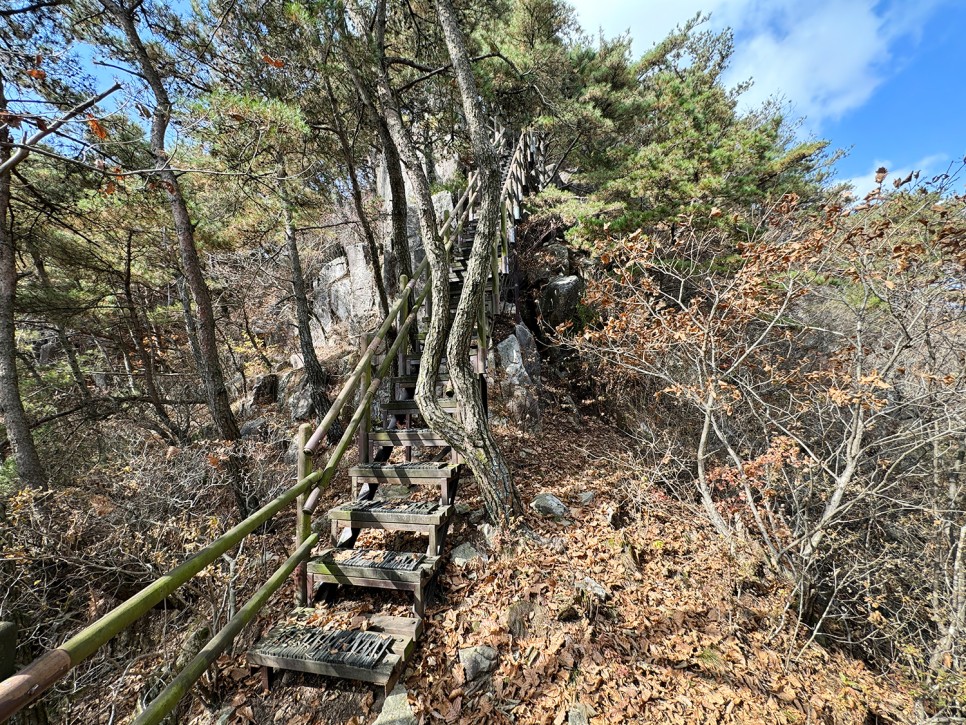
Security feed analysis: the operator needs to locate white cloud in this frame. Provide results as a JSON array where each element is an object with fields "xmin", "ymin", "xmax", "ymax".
[{"xmin": 566, "ymin": 0, "xmax": 946, "ymax": 130}]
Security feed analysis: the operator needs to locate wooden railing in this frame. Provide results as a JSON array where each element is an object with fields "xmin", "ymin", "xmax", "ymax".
[{"xmin": 0, "ymin": 125, "xmax": 547, "ymax": 724}]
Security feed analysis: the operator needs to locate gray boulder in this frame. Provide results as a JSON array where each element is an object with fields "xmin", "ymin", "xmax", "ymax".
[
  {"xmin": 515, "ymin": 324, "xmax": 541, "ymax": 384},
  {"xmin": 531, "ymin": 493, "xmax": 570, "ymax": 518},
  {"xmin": 373, "ymin": 684, "xmax": 417, "ymax": 725},
  {"xmin": 251, "ymin": 374, "xmax": 278, "ymax": 404},
  {"xmin": 541, "ymin": 275, "xmax": 584, "ymax": 328},
  {"xmin": 451, "ymin": 542, "xmax": 481, "ymax": 566},
  {"xmin": 287, "ymin": 382, "xmax": 314, "ymax": 421},
  {"xmin": 239, "ymin": 418, "xmax": 268, "ymax": 440},
  {"xmin": 459, "ymin": 645, "xmax": 498, "ymax": 682},
  {"xmin": 496, "ymin": 333, "xmax": 541, "ymax": 426},
  {"xmin": 529, "ymin": 243, "xmax": 570, "ymax": 282}
]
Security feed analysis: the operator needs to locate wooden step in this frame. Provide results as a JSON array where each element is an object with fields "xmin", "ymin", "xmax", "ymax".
[
  {"xmin": 327, "ymin": 501, "xmax": 453, "ymax": 555},
  {"xmin": 307, "ymin": 548, "xmax": 442, "ymax": 616},
  {"xmin": 370, "ymin": 427, "xmax": 450, "ymax": 446},
  {"xmin": 390, "ymin": 373, "xmax": 450, "ymax": 385},
  {"xmin": 349, "ymin": 462, "xmax": 461, "ymax": 504},
  {"xmin": 349, "ymin": 461, "xmax": 459, "ymax": 482},
  {"xmin": 249, "ymin": 610, "xmax": 421, "ymax": 693},
  {"xmin": 382, "ymin": 398, "xmax": 457, "ymax": 414}
]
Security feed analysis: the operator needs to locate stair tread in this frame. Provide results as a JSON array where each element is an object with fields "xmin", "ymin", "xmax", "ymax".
[
  {"xmin": 350, "ymin": 461, "xmax": 458, "ymax": 477},
  {"xmin": 248, "ymin": 610, "xmax": 419, "ymax": 686},
  {"xmin": 382, "ymin": 398, "xmax": 457, "ymax": 411},
  {"xmin": 308, "ymin": 548, "xmax": 442, "ymax": 584},
  {"xmin": 370, "ymin": 427, "xmax": 451, "ymax": 445},
  {"xmin": 328, "ymin": 500, "xmax": 452, "ymax": 524}
]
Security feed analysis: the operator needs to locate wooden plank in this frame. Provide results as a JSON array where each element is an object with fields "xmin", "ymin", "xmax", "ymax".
[
  {"xmin": 307, "ymin": 553, "xmax": 440, "ymax": 585},
  {"xmin": 249, "ymin": 634, "xmax": 410, "ymax": 686},
  {"xmin": 327, "ymin": 506, "xmax": 451, "ymax": 526},
  {"xmin": 349, "ymin": 463, "xmax": 457, "ymax": 480},
  {"xmin": 369, "ymin": 429, "xmax": 449, "ymax": 446}
]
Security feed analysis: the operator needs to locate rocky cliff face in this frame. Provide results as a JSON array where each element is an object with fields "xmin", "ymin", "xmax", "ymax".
[{"xmin": 309, "ymin": 190, "xmax": 455, "ymax": 346}]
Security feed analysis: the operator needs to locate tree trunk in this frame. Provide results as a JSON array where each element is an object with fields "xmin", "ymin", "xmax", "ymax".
[
  {"xmin": 277, "ymin": 166, "xmax": 337, "ymax": 438},
  {"xmin": 118, "ymin": 234, "xmax": 184, "ymax": 444},
  {"xmin": 27, "ymin": 249, "xmax": 91, "ymax": 405},
  {"xmin": 343, "ymin": 0, "xmax": 523, "ymax": 526},
  {"xmin": 323, "ymin": 78, "xmax": 390, "ymax": 319},
  {"xmin": 105, "ymin": 0, "xmax": 253, "ymax": 515},
  {"xmin": 380, "ymin": 121, "xmax": 413, "ymax": 295},
  {"xmin": 432, "ymin": 0, "xmax": 523, "ymax": 525},
  {"xmin": 0, "ymin": 75, "xmax": 46, "ymax": 489}
]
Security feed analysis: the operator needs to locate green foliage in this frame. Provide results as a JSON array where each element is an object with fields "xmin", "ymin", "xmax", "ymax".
[{"xmin": 531, "ymin": 15, "xmax": 829, "ymax": 249}]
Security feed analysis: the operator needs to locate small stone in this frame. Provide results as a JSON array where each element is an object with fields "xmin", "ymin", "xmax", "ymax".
[
  {"xmin": 479, "ymin": 523, "xmax": 498, "ymax": 549},
  {"xmin": 459, "ymin": 645, "xmax": 498, "ymax": 681},
  {"xmin": 577, "ymin": 491, "xmax": 595, "ymax": 505},
  {"xmin": 373, "ymin": 684, "xmax": 417, "ymax": 725},
  {"xmin": 506, "ymin": 600, "xmax": 534, "ymax": 639},
  {"xmin": 530, "ymin": 493, "xmax": 570, "ymax": 518},
  {"xmin": 451, "ymin": 543, "xmax": 481, "ymax": 566},
  {"xmin": 568, "ymin": 703, "xmax": 592, "ymax": 725},
  {"xmin": 455, "ymin": 502, "xmax": 472, "ymax": 515},
  {"xmin": 239, "ymin": 417, "xmax": 268, "ymax": 440},
  {"xmin": 468, "ymin": 509, "xmax": 486, "ymax": 524},
  {"xmin": 576, "ymin": 576, "xmax": 610, "ymax": 601}
]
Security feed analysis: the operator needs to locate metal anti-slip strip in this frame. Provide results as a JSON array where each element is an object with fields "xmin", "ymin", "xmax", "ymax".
[{"xmin": 260, "ymin": 626, "xmax": 393, "ymax": 669}]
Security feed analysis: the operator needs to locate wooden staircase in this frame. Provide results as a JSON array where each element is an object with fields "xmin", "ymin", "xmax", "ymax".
[
  {"xmin": 247, "ymin": 185, "xmax": 498, "ymax": 694},
  {"xmin": 0, "ymin": 126, "xmax": 552, "ymax": 725},
  {"xmin": 246, "ymin": 125, "xmax": 545, "ymax": 695}
]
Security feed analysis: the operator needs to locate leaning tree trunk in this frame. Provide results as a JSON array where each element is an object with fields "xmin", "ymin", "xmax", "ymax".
[
  {"xmin": 342, "ymin": 0, "xmax": 523, "ymax": 526},
  {"xmin": 0, "ymin": 76, "xmax": 46, "ymax": 489},
  {"xmin": 277, "ymin": 164, "xmax": 337, "ymax": 438},
  {"xmin": 106, "ymin": 0, "xmax": 254, "ymax": 516},
  {"xmin": 432, "ymin": 0, "xmax": 523, "ymax": 525}
]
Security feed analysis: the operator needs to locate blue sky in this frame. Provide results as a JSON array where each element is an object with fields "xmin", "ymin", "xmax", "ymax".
[{"xmin": 567, "ymin": 0, "xmax": 966, "ymax": 193}]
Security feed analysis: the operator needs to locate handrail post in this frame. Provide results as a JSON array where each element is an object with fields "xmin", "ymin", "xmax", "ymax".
[
  {"xmin": 0, "ymin": 622, "xmax": 16, "ymax": 682},
  {"xmin": 295, "ymin": 423, "xmax": 312, "ymax": 607},
  {"xmin": 358, "ymin": 333, "xmax": 372, "ymax": 472},
  {"xmin": 399, "ymin": 274, "xmax": 410, "ymax": 374}
]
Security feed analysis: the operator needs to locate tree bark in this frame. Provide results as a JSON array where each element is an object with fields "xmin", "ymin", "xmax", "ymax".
[
  {"xmin": 0, "ymin": 73, "xmax": 46, "ymax": 488},
  {"xmin": 277, "ymin": 164, "xmax": 337, "ymax": 437},
  {"xmin": 26, "ymin": 249, "xmax": 91, "ymax": 405},
  {"xmin": 103, "ymin": 0, "xmax": 254, "ymax": 515},
  {"xmin": 432, "ymin": 0, "xmax": 523, "ymax": 525},
  {"xmin": 343, "ymin": 0, "xmax": 523, "ymax": 526},
  {"xmin": 118, "ymin": 233, "xmax": 184, "ymax": 444},
  {"xmin": 380, "ymin": 121, "xmax": 413, "ymax": 295}
]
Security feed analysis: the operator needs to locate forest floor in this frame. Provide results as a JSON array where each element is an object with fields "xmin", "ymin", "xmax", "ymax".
[{"xmin": 178, "ymin": 385, "xmax": 919, "ymax": 725}]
